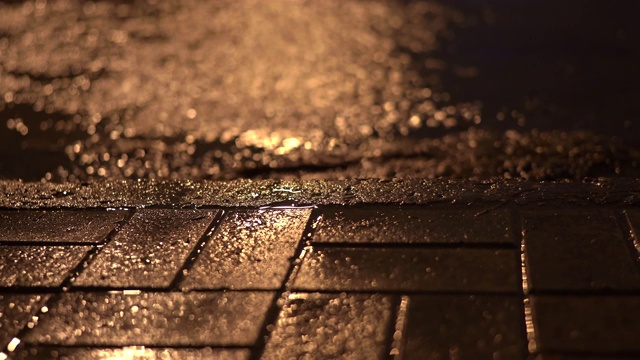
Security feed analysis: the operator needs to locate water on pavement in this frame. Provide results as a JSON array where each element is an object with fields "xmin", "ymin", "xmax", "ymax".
[{"xmin": 0, "ymin": 0, "xmax": 638, "ymax": 181}]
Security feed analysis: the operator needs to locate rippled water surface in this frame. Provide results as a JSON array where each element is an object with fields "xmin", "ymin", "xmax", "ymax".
[{"xmin": 1, "ymin": 0, "xmax": 638, "ymax": 181}]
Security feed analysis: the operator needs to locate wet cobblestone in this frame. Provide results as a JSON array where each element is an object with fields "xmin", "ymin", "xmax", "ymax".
[
  {"xmin": 23, "ymin": 291, "xmax": 274, "ymax": 347},
  {"xmin": 401, "ymin": 295, "xmax": 526, "ymax": 359},
  {"xmin": 531, "ymin": 296, "xmax": 640, "ymax": 354},
  {"xmin": 11, "ymin": 346, "xmax": 251, "ymax": 360},
  {"xmin": 0, "ymin": 294, "xmax": 49, "ymax": 350},
  {"xmin": 0, "ymin": 210, "xmax": 126, "ymax": 244},
  {"xmin": 0, "ymin": 246, "xmax": 89, "ymax": 287},
  {"xmin": 263, "ymin": 293, "xmax": 393, "ymax": 359},
  {"xmin": 1, "ymin": 180, "xmax": 640, "ymax": 358},
  {"xmin": 523, "ymin": 210, "xmax": 640, "ymax": 292},
  {"xmin": 314, "ymin": 206, "xmax": 513, "ymax": 244},
  {"xmin": 181, "ymin": 209, "xmax": 310, "ymax": 290},
  {"xmin": 73, "ymin": 209, "xmax": 217, "ymax": 288},
  {"xmin": 292, "ymin": 247, "xmax": 519, "ymax": 293}
]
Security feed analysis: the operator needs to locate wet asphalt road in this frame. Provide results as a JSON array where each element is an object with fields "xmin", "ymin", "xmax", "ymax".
[{"xmin": 0, "ymin": 0, "xmax": 639, "ymax": 181}]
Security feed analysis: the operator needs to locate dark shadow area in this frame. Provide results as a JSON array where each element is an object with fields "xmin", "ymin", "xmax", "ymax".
[{"xmin": 440, "ymin": 0, "xmax": 640, "ymax": 143}]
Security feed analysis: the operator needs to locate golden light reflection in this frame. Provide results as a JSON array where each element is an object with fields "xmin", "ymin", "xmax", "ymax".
[
  {"xmin": 6, "ymin": 338, "xmax": 20, "ymax": 352},
  {"xmin": 0, "ymin": 0, "xmax": 483, "ymax": 181},
  {"xmin": 95, "ymin": 346, "xmax": 150, "ymax": 360},
  {"xmin": 389, "ymin": 295, "xmax": 410, "ymax": 356}
]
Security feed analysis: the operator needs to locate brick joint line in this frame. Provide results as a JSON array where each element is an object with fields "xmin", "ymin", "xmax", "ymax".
[
  {"xmin": 517, "ymin": 207, "xmax": 537, "ymax": 356},
  {"xmin": 1, "ymin": 209, "xmax": 138, "ymax": 355},
  {"xmin": 622, "ymin": 209, "xmax": 640, "ymax": 266},
  {"xmin": 249, "ymin": 208, "xmax": 318, "ymax": 360},
  {"xmin": 3, "ymin": 203, "xmax": 640, "ymax": 357},
  {"xmin": 169, "ymin": 210, "xmax": 226, "ymax": 290}
]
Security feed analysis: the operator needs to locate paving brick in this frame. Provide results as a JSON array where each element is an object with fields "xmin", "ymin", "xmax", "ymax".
[
  {"xmin": 400, "ymin": 295, "xmax": 526, "ymax": 360},
  {"xmin": 534, "ymin": 355, "xmax": 620, "ymax": 360},
  {"xmin": 73, "ymin": 209, "xmax": 217, "ymax": 288},
  {"xmin": 292, "ymin": 248, "xmax": 519, "ymax": 293},
  {"xmin": 11, "ymin": 346, "xmax": 250, "ymax": 360},
  {"xmin": 531, "ymin": 295, "xmax": 640, "ymax": 354},
  {"xmin": 0, "ymin": 294, "xmax": 49, "ymax": 350},
  {"xmin": 0, "ymin": 210, "xmax": 126, "ymax": 244},
  {"xmin": 181, "ymin": 209, "xmax": 310, "ymax": 290},
  {"xmin": 0, "ymin": 245, "xmax": 90, "ymax": 287},
  {"xmin": 523, "ymin": 210, "xmax": 640, "ymax": 292},
  {"xmin": 314, "ymin": 206, "xmax": 513, "ymax": 244},
  {"xmin": 262, "ymin": 292, "xmax": 393, "ymax": 359},
  {"xmin": 23, "ymin": 291, "xmax": 274, "ymax": 347}
]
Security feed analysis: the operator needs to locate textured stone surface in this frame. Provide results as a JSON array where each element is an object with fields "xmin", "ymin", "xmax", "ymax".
[
  {"xmin": 0, "ymin": 210, "xmax": 126, "ymax": 243},
  {"xmin": 532, "ymin": 296, "xmax": 640, "ymax": 354},
  {"xmin": 523, "ymin": 210, "xmax": 640, "ymax": 292},
  {"xmin": 0, "ymin": 294, "xmax": 49, "ymax": 350},
  {"xmin": 314, "ymin": 206, "xmax": 513, "ymax": 244},
  {"xmin": 73, "ymin": 209, "xmax": 217, "ymax": 288},
  {"xmin": 263, "ymin": 292, "xmax": 393, "ymax": 359},
  {"xmin": 11, "ymin": 346, "xmax": 250, "ymax": 360},
  {"xmin": 401, "ymin": 295, "xmax": 526, "ymax": 359},
  {"xmin": 292, "ymin": 247, "xmax": 519, "ymax": 292},
  {"xmin": 23, "ymin": 291, "xmax": 274, "ymax": 347},
  {"xmin": 0, "ymin": 245, "xmax": 90, "ymax": 287},
  {"xmin": 0, "ymin": 181, "xmax": 639, "ymax": 359},
  {"xmin": 2, "ymin": 179, "xmax": 639, "ymax": 209},
  {"xmin": 533, "ymin": 355, "xmax": 621, "ymax": 360},
  {"xmin": 181, "ymin": 209, "xmax": 310, "ymax": 290}
]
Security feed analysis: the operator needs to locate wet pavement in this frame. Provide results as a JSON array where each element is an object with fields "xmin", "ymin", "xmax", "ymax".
[
  {"xmin": 1, "ymin": 0, "xmax": 639, "ymax": 181},
  {"xmin": 0, "ymin": 179, "xmax": 638, "ymax": 359},
  {"xmin": 1, "ymin": 0, "xmax": 640, "ymax": 359}
]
